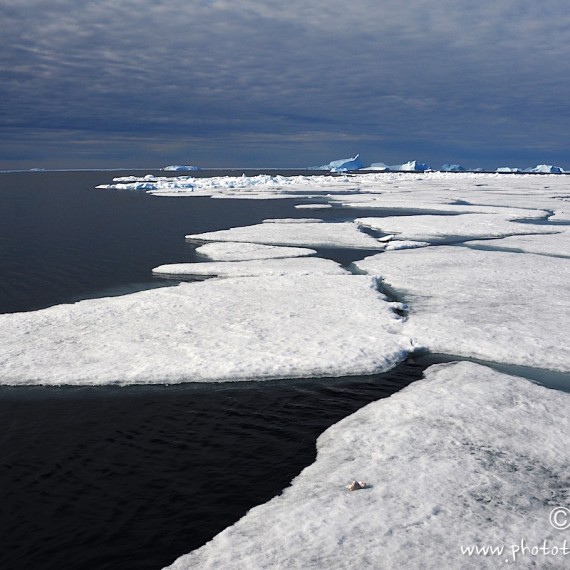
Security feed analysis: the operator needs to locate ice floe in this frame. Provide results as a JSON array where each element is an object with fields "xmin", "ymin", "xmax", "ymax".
[
  {"xmin": 294, "ymin": 204, "xmax": 333, "ymax": 209},
  {"xmin": 187, "ymin": 221, "xmax": 386, "ymax": 250},
  {"xmin": 152, "ymin": 257, "xmax": 346, "ymax": 278},
  {"xmin": 355, "ymin": 247, "xmax": 570, "ymax": 372},
  {"xmin": 356, "ymin": 213, "xmax": 559, "ymax": 243},
  {"xmin": 0, "ymin": 275, "xmax": 410, "ymax": 385},
  {"xmin": 195, "ymin": 242, "xmax": 316, "ymax": 261},
  {"xmin": 164, "ymin": 361, "xmax": 570, "ymax": 570}
]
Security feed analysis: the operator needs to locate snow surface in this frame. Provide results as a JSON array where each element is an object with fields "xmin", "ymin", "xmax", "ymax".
[
  {"xmin": 186, "ymin": 221, "xmax": 386, "ymax": 250},
  {"xmin": 164, "ymin": 361, "xmax": 570, "ymax": 570},
  {"xmin": 152, "ymin": 257, "xmax": 346, "ymax": 278},
  {"xmin": 355, "ymin": 247, "xmax": 570, "ymax": 372},
  {"xmin": 195, "ymin": 242, "xmax": 316, "ymax": 261},
  {"xmin": 0, "ymin": 275, "xmax": 411, "ymax": 385}
]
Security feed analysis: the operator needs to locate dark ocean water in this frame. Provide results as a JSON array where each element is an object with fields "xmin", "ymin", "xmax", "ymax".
[{"xmin": 0, "ymin": 171, "xmax": 428, "ymax": 570}]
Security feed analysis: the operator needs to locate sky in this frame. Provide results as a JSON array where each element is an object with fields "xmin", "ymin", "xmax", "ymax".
[{"xmin": 1, "ymin": 0, "xmax": 569, "ymax": 170}]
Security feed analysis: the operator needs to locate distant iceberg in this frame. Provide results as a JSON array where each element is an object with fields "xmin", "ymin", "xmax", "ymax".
[
  {"xmin": 363, "ymin": 160, "xmax": 431, "ymax": 172},
  {"xmin": 367, "ymin": 162, "xmax": 391, "ymax": 172},
  {"xmin": 524, "ymin": 164, "xmax": 564, "ymax": 174},
  {"xmin": 496, "ymin": 167, "xmax": 522, "ymax": 173},
  {"xmin": 396, "ymin": 160, "xmax": 431, "ymax": 172},
  {"xmin": 441, "ymin": 163, "xmax": 465, "ymax": 172},
  {"xmin": 310, "ymin": 154, "xmax": 363, "ymax": 172},
  {"xmin": 163, "ymin": 165, "xmax": 201, "ymax": 171}
]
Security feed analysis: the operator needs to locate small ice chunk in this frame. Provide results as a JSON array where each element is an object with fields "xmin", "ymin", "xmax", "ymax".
[
  {"xmin": 345, "ymin": 480, "xmax": 368, "ymax": 491},
  {"xmin": 262, "ymin": 218, "xmax": 323, "ymax": 224},
  {"xmin": 294, "ymin": 204, "xmax": 332, "ymax": 210},
  {"xmin": 384, "ymin": 240, "xmax": 430, "ymax": 250}
]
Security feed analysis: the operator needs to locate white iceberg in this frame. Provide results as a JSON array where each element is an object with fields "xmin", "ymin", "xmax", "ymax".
[
  {"xmin": 186, "ymin": 221, "xmax": 386, "ymax": 250},
  {"xmin": 163, "ymin": 165, "xmax": 201, "ymax": 171},
  {"xmin": 392, "ymin": 160, "xmax": 431, "ymax": 172},
  {"xmin": 441, "ymin": 163, "xmax": 466, "ymax": 172},
  {"xmin": 0, "ymin": 275, "xmax": 411, "ymax": 385},
  {"xmin": 310, "ymin": 154, "xmax": 364, "ymax": 172},
  {"xmin": 195, "ymin": 242, "xmax": 316, "ymax": 261},
  {"xmin": 355, "ymin": 246, "xmax": 570, "ymax": 372},
  {"xmin": 164, "ymin": 361, "xmax": 570, "ymax": 570},
  {"xmin": 525, "ymin": 164, "xmax": 564, "ymax": 174},
  {"xmin": 496, "ymin": 166, "xmax": 522, "ymax": 173},
  {"xmin": 366, "ymin": 162, "xmax": 391, "ymax": 171},
  {"xmin": 152, "ymin": 257, "xmax": 346, "ymax": 278}
]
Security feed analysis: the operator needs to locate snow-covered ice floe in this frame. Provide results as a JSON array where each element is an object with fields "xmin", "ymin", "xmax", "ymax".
[
  {"xmin": 195, "ymin": 242, "xmax": 317, "ymax": 261},
  {"xmin": 355, "ymin": 247, "xmax": 570, "ymax": 372},
  {"xmin": 0, "ymin": 275, "xmax": 411, "ymax": 385},
  {"xmin": 356, "ymin": 213, "xmax": 559, "ymax": 244},
  {"xmin": 164, "ymin": 361, "xmax": 570, "ymax": 570},
  {"xmin": 187, "ymin": 220, "xmax": 386, "ymax": 250},
  {"xmin": 152, "ymin": 257, "xmax": 346, "ymax": 278}
]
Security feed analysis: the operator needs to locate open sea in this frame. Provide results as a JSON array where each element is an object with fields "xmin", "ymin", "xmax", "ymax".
[{"xmin": 0, "ymin": 170, "xmax": 429, "ymax": 570}]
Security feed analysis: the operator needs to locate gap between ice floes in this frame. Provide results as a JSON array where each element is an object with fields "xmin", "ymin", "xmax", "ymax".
[{"xmin": 411, "ymin": 353, "xmax": 570, "ymax": 393}]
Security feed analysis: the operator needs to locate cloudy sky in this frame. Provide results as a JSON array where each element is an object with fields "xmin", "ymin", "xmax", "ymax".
[{"xmin": 1, "ymin": 0, "xmax": 569, "ymax": 169}]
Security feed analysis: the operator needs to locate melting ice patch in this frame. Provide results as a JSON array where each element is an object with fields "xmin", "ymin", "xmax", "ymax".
[
  {"xmin": 0, "ymin": 275, "xmax": 411, "ymax": 385},
  {"xmin": 355, "ymin": 247, "xmax": 570, "ymax": 372},
  {"xmin": 164, "ymin": 361, "xmax": 570, "ymax": 570}
]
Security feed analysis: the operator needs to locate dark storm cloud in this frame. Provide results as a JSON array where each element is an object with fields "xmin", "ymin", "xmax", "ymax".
[{"xmin": 1, "ymin": 0, "xmax": 570, "ymax": 168}]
